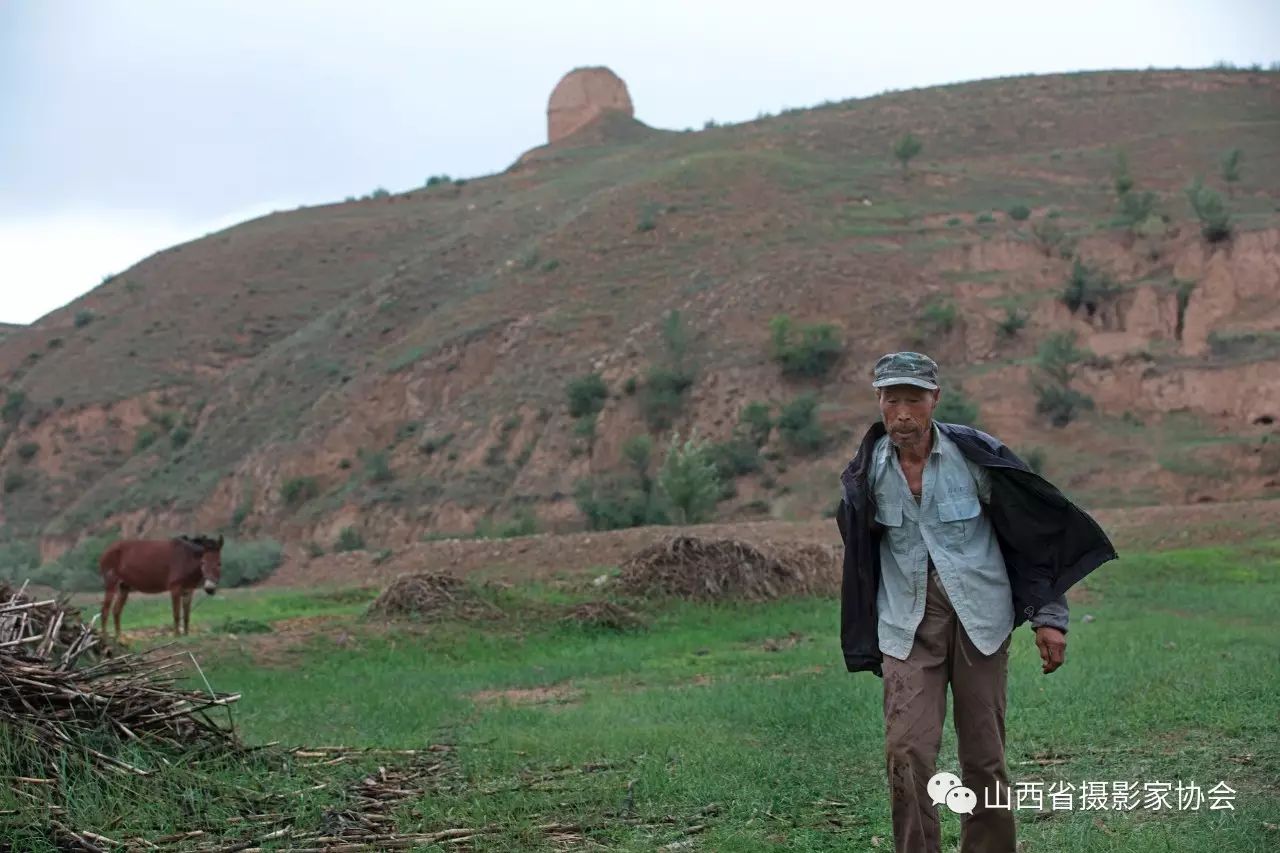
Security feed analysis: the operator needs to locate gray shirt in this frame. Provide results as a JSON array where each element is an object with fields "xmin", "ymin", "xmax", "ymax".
[{"xmin": 870, "ymin": 424, "xmax": 1068, "ymax": 659}]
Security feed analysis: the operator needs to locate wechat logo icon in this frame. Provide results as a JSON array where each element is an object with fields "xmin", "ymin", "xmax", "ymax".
[{"xmin": 928, "ymin": 771, "xmax": 977, "ymax": 815}]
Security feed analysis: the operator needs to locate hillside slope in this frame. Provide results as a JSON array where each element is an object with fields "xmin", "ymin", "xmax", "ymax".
[{"xmin": 2, "ymin": 69, "xmax": 1278, "ymax": 562}]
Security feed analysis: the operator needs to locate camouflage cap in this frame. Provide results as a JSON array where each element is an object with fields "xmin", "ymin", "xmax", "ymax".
[{"xmin": 871, "ymin": 351, "xmax": 940, "ymax": 390}]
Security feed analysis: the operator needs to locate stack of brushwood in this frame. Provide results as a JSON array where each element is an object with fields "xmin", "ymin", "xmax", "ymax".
[
  {"xmin": 0, "ymin": 582, "xmax": 241, "ymax": 847},
  {"xmin": 365, "ymin": 571, "xmax": 502, "ymax": 622},
  {"xmin": 617, "ymin": 535, "xmax": 839, "ymax": 601},
  {"xmin": 0, "ymin": 582, "xmax": 239, "ymax": 753}
]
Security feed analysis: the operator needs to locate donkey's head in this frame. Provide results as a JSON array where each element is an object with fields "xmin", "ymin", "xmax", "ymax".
[{"xmin": 195, "ymin": 534, "xmax": 224, "ymax": 594}]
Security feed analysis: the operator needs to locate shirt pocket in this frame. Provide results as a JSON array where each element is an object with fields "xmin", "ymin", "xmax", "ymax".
[
  {"xmin": 936, "ymin": 496, "xmax": 981, "ymax": 545},
  {"xmin": 874, "ymin": 502, "xmax": 904, "ymax": 529}
]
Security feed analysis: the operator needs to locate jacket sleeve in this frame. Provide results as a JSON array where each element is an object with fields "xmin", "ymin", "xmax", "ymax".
[
  {"xmin": 1029, "ymin": 594, "xmax": 1069, "ymax": 633},
  {"xmin": 836, "ymin": 494, "xmax": 850, "ymax": 546}
]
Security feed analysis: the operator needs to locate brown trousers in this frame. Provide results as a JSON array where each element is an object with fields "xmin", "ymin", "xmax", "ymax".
[{"xmin": 882, "ymin": 567, "xmax": 1016, "ymax": 853}]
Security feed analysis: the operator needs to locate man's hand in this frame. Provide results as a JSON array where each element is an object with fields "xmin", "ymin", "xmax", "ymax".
[{"xmin": 1034, "ymin": 626, "xmax": 1067, "ymax": 674}]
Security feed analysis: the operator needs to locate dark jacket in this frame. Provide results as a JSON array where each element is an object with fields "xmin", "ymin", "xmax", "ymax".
[{"xmin": 837, "ymin": 421, "xmax": 1118, "ymax": 676}]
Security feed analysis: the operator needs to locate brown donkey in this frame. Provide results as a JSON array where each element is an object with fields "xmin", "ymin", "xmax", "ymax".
[{"xmin": 99, "ymin": 534, "xmax": 223, "ymax": 636}]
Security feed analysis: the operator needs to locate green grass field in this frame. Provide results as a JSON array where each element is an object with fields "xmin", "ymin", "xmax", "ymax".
[{"xmin": 9, "ymin": 542, "xmax": 1280, "ymax": 851}]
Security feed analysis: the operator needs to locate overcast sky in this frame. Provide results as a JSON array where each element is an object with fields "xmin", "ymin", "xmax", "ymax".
[{"xmin": 2, "ymin": 0, "xmax": 1277, "ymax": 325}]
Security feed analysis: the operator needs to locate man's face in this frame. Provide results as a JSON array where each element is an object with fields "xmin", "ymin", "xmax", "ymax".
[{"xmin": 878, "ymin": 385, "xmax": 939, "ymax": 447}]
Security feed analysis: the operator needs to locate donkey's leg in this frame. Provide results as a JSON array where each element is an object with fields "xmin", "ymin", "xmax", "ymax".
[
  {"xmin": 170, "ymin": 588, "xmax": 182, "ymax": 636},
  {"xmin": 101, "ymin": 583, "xmax": 116, "ymax": 636},
  {"xmin": 182, "ymin": 590, "xmax": 194, "ymax": 636},
  {"xmin": 113, "ymin": 587, "xmax": 129, "ymax": 637}
]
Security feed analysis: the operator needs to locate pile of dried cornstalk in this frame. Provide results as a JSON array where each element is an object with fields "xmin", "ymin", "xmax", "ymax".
[
  {"xmin": 617, "ymin": 535, "xmax": 839, "ymax": 601},
  {"xmin": 1, "ymin": 584, "xmax": 240, "ymax": 811},
  {"xmin": 365, "ymin": 572, "xmax": 501, "ymax": 622}
]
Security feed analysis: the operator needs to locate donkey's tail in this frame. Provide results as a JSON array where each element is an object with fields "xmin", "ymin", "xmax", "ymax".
[{"xmin": 98, "ymin": 541, "xmax": 124, "ymax": 577}]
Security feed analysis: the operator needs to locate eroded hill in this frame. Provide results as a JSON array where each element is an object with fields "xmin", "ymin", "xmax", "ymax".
[{"xmin": 1, "ymin": 69, "xmax": 1278, "ymax": 563}]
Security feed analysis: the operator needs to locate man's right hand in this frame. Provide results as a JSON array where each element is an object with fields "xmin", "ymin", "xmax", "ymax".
[{"xmin": 1034, "ymin": 626, "xmax": 1067, "ymax": 674}]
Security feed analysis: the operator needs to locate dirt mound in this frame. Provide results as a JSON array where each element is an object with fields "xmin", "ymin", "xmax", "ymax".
[
  {"xmin": 547, "ymin": 66, "xmax": 634, "ymax": 143},
  {"xmin": 560, "ymin": 600, "xmax": 645, "ymax": 631},
  {"xmin": 617, "ymin": 536, "xmax": 839, "ymax": 601},
  {"xmin": 365, "ymin": 572, "xmax": 499, "ymax": 621}
]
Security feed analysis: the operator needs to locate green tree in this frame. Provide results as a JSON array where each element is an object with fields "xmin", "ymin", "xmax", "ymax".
[
  {"xmin": 1186, "ymin": 178, "xmax": 1232, "ymax": 243},
  {"xmin": 1113, "ymin": 150, "xmax": 1133, "ymax": 197},
  {"xmin": 1032, "ymin": 332, "xmax": 1094, "ymax": 427},
  {"xmin": 892, "ymin": 133, "xmax": 923, "ymax": 178},
  {"xmin": 739, "ymin": 402, "xmax": 774, "ymax": 448},
  {"xmin": 566, "ymin": 373, "xmax": 608, "ymax": 418},
  {"xmin": 777, "ymin": 394, "xmax": 826, "ymax": 454},
  {"xmin": 769, "ymin": 315, "xmax": 843, "ymax": 378},
  {"xmin": 934, "ymin": 384, "xmax": 980, "ymax": 426},
  {"xmin": 1062, "ymin": 258, "xmax": 1118, "ymax": 317},
  {"xmin": 640, "ymin": 310, "xmax": 696, "ymax": 429},
  {"xmin": 658, "ymin": 433, "xmax": 722, "ymax": 524}
]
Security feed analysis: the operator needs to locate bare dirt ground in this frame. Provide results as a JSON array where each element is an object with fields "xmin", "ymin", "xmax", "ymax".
[{"xmin": 268, "ymin": 498, "xmax": 1280, "ymax": 590}]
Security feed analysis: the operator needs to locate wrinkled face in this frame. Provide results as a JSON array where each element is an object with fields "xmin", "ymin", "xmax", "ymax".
[
  {"xmin": 200, "ymin": 537, "xmax": 223, "ymax": 594},
  {"xmin": 878, "ymin": 385, "xmax": 939, "ymax": 448}
]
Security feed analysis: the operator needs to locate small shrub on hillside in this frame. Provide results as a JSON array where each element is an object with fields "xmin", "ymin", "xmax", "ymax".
[
  {"xmin": 134, "ymin": 426, "xmax": 159, "ymax": 452},
  {"xmin": 707, "ymin": 436, "xmax": 762, "ymax": 479},
  {"xmin": 220, "ymin": 539, "xmax": 284, "ymax": 587},
  {"xmin": 16, "ymin": 442, "xmax": 38, "ymax": 462},
  {"xmin": 282, "ymin": 476, "xmax": 320, "ymax": 507},
  {"xmin": 1113, "ymin": 150, "xmax": 1134, "ymax": 197},
  {"xmin": 1117, "ymin": 190, "xmax": 1158, "ymax": 227},
  {"xmin": 739, "ymin": 401, "xmax": 774, "ymax": 448},
  {"xmin": 1032, "ymin": 332, "xmax": 1094, "ymax": 427},
  {"xmin": 3, "ymin": 391, "xmax": 27, "ymax": 425},
  {"xmin": 1220, "ymin": 148, "xmax": 1242, "ymax": 190},
  {"xmin": 230, "ymin": 497, "xmax": 253, "ymax": 530},
  {"xmin": 934, "ymin": 385, "xmax": 980, "ymax": 426},
  {"xmin": 362, "ymin": 450, "xmax": 393, "ymax": 483},
  {"xmin": 1034, "ymin": 384, "xmax": 1095, "ymax": 427},
  {"xmin": 1022, "ymin": 447, "xmax": 1047, "ymax": 474},
  {"xmin": 947, "ymin": 217, "xmax": 962, "ymax": 226},
  {"xmin": 1186, "ymin": 178, "xmax": 1232, "ymax": 242},
  {"xmin": 475, "ymin": 509, "xmax": 538, "ymax": 539},
  {"xmin": 575, "ymin": 478, "xmax": 668, "ymax": 531},
  {"xmin": 1031, "ymin": 218, "xmax": 1065, "ymax": 256},
  {"xmin": 425, "ymin": 175, "xmax": 451, "ymax": 187},
  {"xmin": 169, "ymin": 425, "xmax": 191, "ymax": 449},
  {"xmin": 996, "ymin": 307, "xmax": 1028, "ymax": 338},
  {"xmin": 640, "ymin": 366, "xmax": 694, "ymax": 430},
  {"xmin": 917, "ymin": 297, "xmax": 957, "ymax": 341},
  {"xmin": 567, "ymin": 373, "xmax": 608, "ymax": 418},
  {"xmin": 572, "ymin": 415, "xmax": 597, "ymax": 441},
  {"xmin": 419, "ymin": 432, "xmax": 454, "ymax": 456},
  {"xmin": 34, "ymin": 529, "xmax": 120, "ymax": 591},
  {"xmin": 777, "ymin": 394, "xmax": 825, "ymax": 454},
  {"xmin": 892, "ymin": 133, "xmax": 923, "ymax": 177},
  {"xmin": 769, "ymin": 315, "xmax": 843, "ymax": 379},
  {"xmin": 369, "ymin": 187, "xmax": 391, "ymax": 199},
  {"xmin": 1062, "ymin": 259, "xmax": 1118, "ymax": 316},
  {"xmin": 0, "ymin": 539, "xmax": 39, "ymax": 583},
  {"xmin": 1007, "ymin": 204, "xmax": 1031, "ymax": 221},
  {"xmin": 622, "ymin": 376, "xmax": 638, "ymax": 395},
  {"xmin": 334, "ymin": 527, "xmax": 365, "ymax": 552},
  {"xmin": 658, "ymin": 434, "xmax": 722, "ymax": 524},
  {"xmin": 623, "ymin": 434, "xmax": 654, "ymax": 480},
  {"xmin": 74, "ymin": 310, "xmax": 95, "ymax": 329}
]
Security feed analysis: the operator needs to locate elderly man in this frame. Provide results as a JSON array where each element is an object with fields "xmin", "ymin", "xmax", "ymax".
[{"xmin": 836, "ymin": 352, "xmax": 1116, "ymax": 853}]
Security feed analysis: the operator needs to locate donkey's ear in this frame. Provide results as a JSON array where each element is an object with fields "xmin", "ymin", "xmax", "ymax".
[{"xmin": 216, "ymin": 533, "xmax": 224, "ymax": 549}]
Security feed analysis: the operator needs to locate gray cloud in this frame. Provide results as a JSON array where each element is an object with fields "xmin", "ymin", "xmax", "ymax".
[{"xmin": 2, "ymin": 0, "xmax": 1277, "ymax": 322}]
